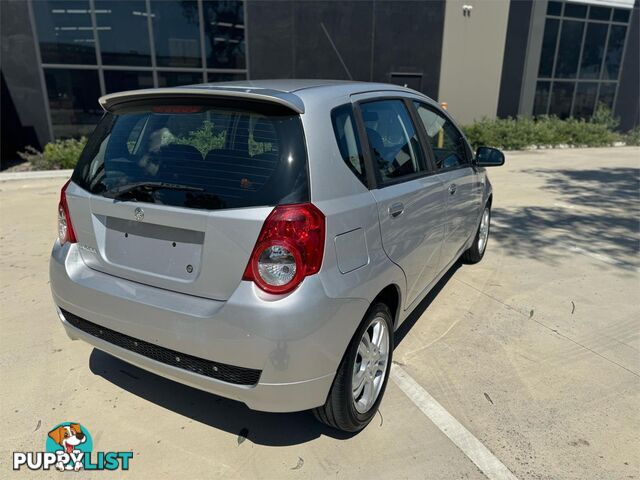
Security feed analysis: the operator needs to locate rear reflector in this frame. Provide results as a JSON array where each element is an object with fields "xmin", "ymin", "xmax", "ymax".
[
  {"xmin": 58, "ymin": 179, "xmax": 77, "ymax": 245},
  {"xmin": 243, "ymin": 203, "xmax": 325, "ymax": 294}
]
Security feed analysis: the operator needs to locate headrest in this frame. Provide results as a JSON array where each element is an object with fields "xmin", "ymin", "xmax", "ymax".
[{"xmin": 252, "ymin": 118, "xmax": 276, "ymax": 144}]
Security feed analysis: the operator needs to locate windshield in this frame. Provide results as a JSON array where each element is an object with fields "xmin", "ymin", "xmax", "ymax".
[{"xmin": 72, "ymin": 101, "xmax": 309, "ymax": 210}]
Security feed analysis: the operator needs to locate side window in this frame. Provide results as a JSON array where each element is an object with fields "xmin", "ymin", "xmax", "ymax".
[
  {"xmin": 331, "ymin": 104, "xmax": 366, "ymax": 184},
  {"xmin": 360, "ymin": 100, "xmax": 425, "ymax": 184},
  {"xmin": 414, "ymin": 102, "xmax": 469, "ymax": 170}
]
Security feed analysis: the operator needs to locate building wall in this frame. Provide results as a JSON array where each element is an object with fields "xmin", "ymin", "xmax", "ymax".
[
  {"xmin": 614, "ymin": 0, "xmax": 639, "ymax": 131},
  {"xmin": 497, "ymin": 0, "xmax": 534, "ymax": 118},
  {"xmin": 438, "ymin": 0, "xmax": 511, "ymax": 124},
  {"xmin": 1, "ymin": 0, "xmax": 51, "ymax": 156},
  {"xmin": 519, "ymin": 0, "xmax": 636, "ymax": 121},
  {"xmin": 246, "ymin": 0, "xmax": 446, "ymax": 100}
]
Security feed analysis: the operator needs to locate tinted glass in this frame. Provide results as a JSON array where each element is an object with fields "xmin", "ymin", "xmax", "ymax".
[
  {"xmin": 547, "ymin": 1, "xmax": 562, "ymax": 16},
  {"xmin": 414, "ymin": 103, "xmax": 469, "ymax": 170},
  {"xmin": 549, "ymin": 82, "xmax": 575, "ymax": 118},
  {"xmin": 202, "ymin": 1, "xmax": 246, "ymax": 69},
  {"xmin": 555, "ymin": 20, "xmax": 585, "ymax": 78},
  {"xmin": 603, "ymin": 25, "xmax": 627, "ymax": 79},
  {"xmin": 597, "ymin": 83, "xmax": 617, "ymax": 108},
  {"xmin": 331, "ymin": 104, "xmax": 366, "ymax": 185},
  {"xmin": 580, "ymin": 23, "xmax": 608, "ymax": 79},
  {"xmin": 612, "ymin": 9, "xmax": 630, "ymax": 22},
  {"xmin": 33, "ymin": 0, "xmax": 96, "ymax": 65},
  {"xmin": 151, "ymin": 0, "xmax": 201, "ymax": 67},
  {"xmin": 104, "ymin": 70, "xmax": 154, "ymax": 93},
  {"xmin": 533, "ymin": 81, "xmax": 551, "ymax": 115},
  {"xmin": 45, "ymin": 68, "xmax": 102, "ymax": 138},
  {"xmin": 95, "ymin": 0, "xmax": 151, "ymax": 66},
  {"xmin": 564, "ymin": 3, "xmax": 587, "ymax": 18},
  {"xmin": 360, "ymin": 100, "xmax": 425, "ymax": 183},
  {"xmin": 573, "ymin": 82, "xmax": 598, "ymax": 118},
  {"xmin": 539, "ymin": 19, "xmax": 560, "ymax": 77},
  {"xmin": 72, "ymin": 102, "xmax": 309, "ymax": 211},
  {"xmin": 589, "ymin": 6, "xmax": 611, "ymax": 21},
  {"xmin": 157, "ymin": 71, "xmax": 204, "ymax": 87}
]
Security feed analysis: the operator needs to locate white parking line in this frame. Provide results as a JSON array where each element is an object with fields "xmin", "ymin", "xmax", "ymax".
[{"xmin": 391, "ymin": 365, "xmax": 519, "ymax": 480}]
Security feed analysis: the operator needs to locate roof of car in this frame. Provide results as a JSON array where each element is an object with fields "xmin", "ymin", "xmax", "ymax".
[{"xmin": 99, "ymin": 79, "xmax": 426, "ymax": 114}]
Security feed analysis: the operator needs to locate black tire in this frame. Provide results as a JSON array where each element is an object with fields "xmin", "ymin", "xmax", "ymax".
[
  {"xmin": 313, "ymin": 303, "xmax": 394, "ymax": 432},
  {"xmin": 462, "ymin": 203, "xmax": 491, "ymax": 264}
]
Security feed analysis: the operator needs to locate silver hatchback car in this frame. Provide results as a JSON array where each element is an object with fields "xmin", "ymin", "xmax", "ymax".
[{"xmin": 50, "ymin": 80, "xmax": 504, "ymax": 432}]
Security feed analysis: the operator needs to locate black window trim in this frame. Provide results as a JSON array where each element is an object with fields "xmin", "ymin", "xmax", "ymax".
[
  {"xmin": 330, "ymin": 103, "xmax": 369, "ymax": 188},
  {"xmin": 352, "ymin": 95, "xmax": 436, "ymax": 190},
  {"xmin": 411, "ymin": 100, "xmax": 475, "ymax": 174}
]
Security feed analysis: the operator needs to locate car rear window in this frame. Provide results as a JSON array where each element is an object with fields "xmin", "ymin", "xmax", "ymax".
[{"xmin": 72, "ymin": 100, "xmax": 309, "ymax": 210}]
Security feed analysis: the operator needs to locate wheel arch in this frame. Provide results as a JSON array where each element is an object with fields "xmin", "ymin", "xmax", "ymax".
[{"xmin": 371, "ymin": 284, "xmax": 402, "ymax": 329}]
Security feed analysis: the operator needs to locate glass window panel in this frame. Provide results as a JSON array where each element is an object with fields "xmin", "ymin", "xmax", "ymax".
[
  {"xmin": 603, "ymin": 25, "xmax": 627, "ymax": 80},
  {"xmin": 533, "ymin": 81, "xmax": 551, "ymax": 116},
  {"xmin": 555, "ymin": 20, "xmax": 585, "ymax": 78},
  {"xmin": 589, "ymin": 6, "xmax": 611, "ymax": 21},
  {"xmin": 547, "ymin": 1, "xmax": 562, "ymax": 16},
  {"xmin": 44, "ymin": 68, "xmax": 102, "ymax": 138},
  {"xmin": 572, "ymin": 82, "xmax": 598, "ymax": 118},
  {"xmin": 597, "ymin": 83, "xmax": 617, "ymax": 109},
  {"xmin": 95, "ymin": 0, "xmax": 151, "ymax": 66},
  {"xmin": 414, "ymin": 103, "xmax": 469, "ymax": 170},
  {"xmin": 579, "ymin": 23, "xmax": 608, "ymax": 79},
  {"xmin": 549, "ymin": 82, "xmax": 575, "ymax": 119},
  {"xmin": 538, "ymin": 19, "xmax": 560, "ymax": 77},
  {"xmin": 157, "ymin": 71, "xmax": 204, "ymax": 87},
  {"xmin": 33, "ymin": 0, "xmax": 96, "ymax": 64},
  {"xmin": 104, "ymin": 70, "xmax": 154, "ymax": 93},
  {"xmin": 564, "ymin": 3, "xmax": 587, "ymax": 18},
  {"xmin": 360, "ymin": 100, "xmax": 426, "ymax": 183},
  {"xmin": 207, "ymin": 72, "xmax": 247, "ymax": 82},
  {"xmin": 202, "ymin": 1, "xmax": 246, "ymax": 69},
  {"xmin": 151, "ymin": 0, "xmax": 201, "ymax": 67},
  {"xmin": 331, "ymin": 104, "xmax": 366, "ymax": 184},
  {"xmin": 612, "ymin": 9, "xmax": 630, "ymax": 22}
]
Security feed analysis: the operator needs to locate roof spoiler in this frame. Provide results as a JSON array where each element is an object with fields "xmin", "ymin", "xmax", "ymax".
[{"xmin": 99, "ymin": 86, "xmax": 305, "ymax": 114}]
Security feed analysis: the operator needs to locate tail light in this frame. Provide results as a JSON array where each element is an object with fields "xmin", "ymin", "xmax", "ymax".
[
  {"xmin": 243, "ymin": 203, "xmax": 325, "ymax": 294},
  {"xmin": 58, "ymin": 179, "xmax": 77, "ymax": 245}
]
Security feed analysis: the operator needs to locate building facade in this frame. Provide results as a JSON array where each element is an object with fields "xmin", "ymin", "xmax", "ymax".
[{"xmin": 1, "ymin": 0, "xmax": 638, "ymax": 160}]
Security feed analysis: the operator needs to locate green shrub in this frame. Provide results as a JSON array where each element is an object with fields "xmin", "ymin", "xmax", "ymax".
[
  {"xmin": 18, "ymin": 137, "xmax": 87, "ymax": 170},
  {"xmin": 462, "ymin": 108, "xmax": 623, "ymax": 150},
  {"xmin": 623, "ymin": 127, "xmax": 640, "ymax": 146}
]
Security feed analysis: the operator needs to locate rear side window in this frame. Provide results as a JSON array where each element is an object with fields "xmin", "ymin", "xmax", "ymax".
[
  {"xmin": 331, "ymin": 104, "xmax": 366, "ymax": 185},
  {"xmin": 360, "ymin": 100, "xmax": 425, "ymax": 185},
  {"xmin": 72, "ymin": 102, "xmax": 308, "ymax": 210}
]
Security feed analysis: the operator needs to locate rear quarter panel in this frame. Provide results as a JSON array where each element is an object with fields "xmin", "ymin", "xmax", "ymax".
[{"xmin": 300, "ymin": 93, "xmax": 406, "ymax": 317}]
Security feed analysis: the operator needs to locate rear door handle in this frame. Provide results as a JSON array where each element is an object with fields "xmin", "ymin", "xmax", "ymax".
[
  {"xmin": 448, "ymin": 183, "xmax": 457, "ymax": 195},
  {"xmin": 388, "ymin": 202, "xmax": 405, "ymax": 218}
]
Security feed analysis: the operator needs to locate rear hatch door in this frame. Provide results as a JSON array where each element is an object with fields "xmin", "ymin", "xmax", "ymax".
[{"xmin": 67, "ymin": 96, "xmax": 309, "ymax": 301}]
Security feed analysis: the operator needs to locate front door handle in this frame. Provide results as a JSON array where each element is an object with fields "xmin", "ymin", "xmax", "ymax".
[
  {"xmin": 448, "ymin": 183, "xmax": 457, "ymax": 195},
  {"xmin": 388, "ymin": 202, "xmax": 405, "ymax": 218}
]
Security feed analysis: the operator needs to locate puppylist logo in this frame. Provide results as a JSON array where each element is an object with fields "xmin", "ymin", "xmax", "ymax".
[{"xmin": 13, "ymin": 422, "xmax": 133, "ymax": 472}]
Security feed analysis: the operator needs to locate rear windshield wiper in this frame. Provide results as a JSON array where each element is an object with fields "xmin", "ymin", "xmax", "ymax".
[{"xmin": 103, "ymin": 181, "xmax": 204, "ymax": 200}]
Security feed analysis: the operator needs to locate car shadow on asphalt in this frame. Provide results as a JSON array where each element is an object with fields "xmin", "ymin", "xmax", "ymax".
[
  {"xmin": 394, "ymin": 261, "xmax": 462, "ymax": 347},
  {"xmin": 89, "ymin": 349, "xmax": 356, "ymax": 445}
]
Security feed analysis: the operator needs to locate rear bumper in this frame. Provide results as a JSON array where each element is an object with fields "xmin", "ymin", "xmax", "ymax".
[{"xmin": 50, "ymin": 242, "xmax": 368, "ymax": 412}]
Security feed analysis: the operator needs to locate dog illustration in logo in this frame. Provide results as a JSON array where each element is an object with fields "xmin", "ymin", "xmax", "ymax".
[{"xmin": 48, "ymin": 423, "xmax": 86, "ymax": 471}]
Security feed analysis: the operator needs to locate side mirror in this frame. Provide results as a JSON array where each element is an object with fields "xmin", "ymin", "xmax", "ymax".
[{"xmin": 475, "ymin": 147, "xmax": 505, "ymax": 167}]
